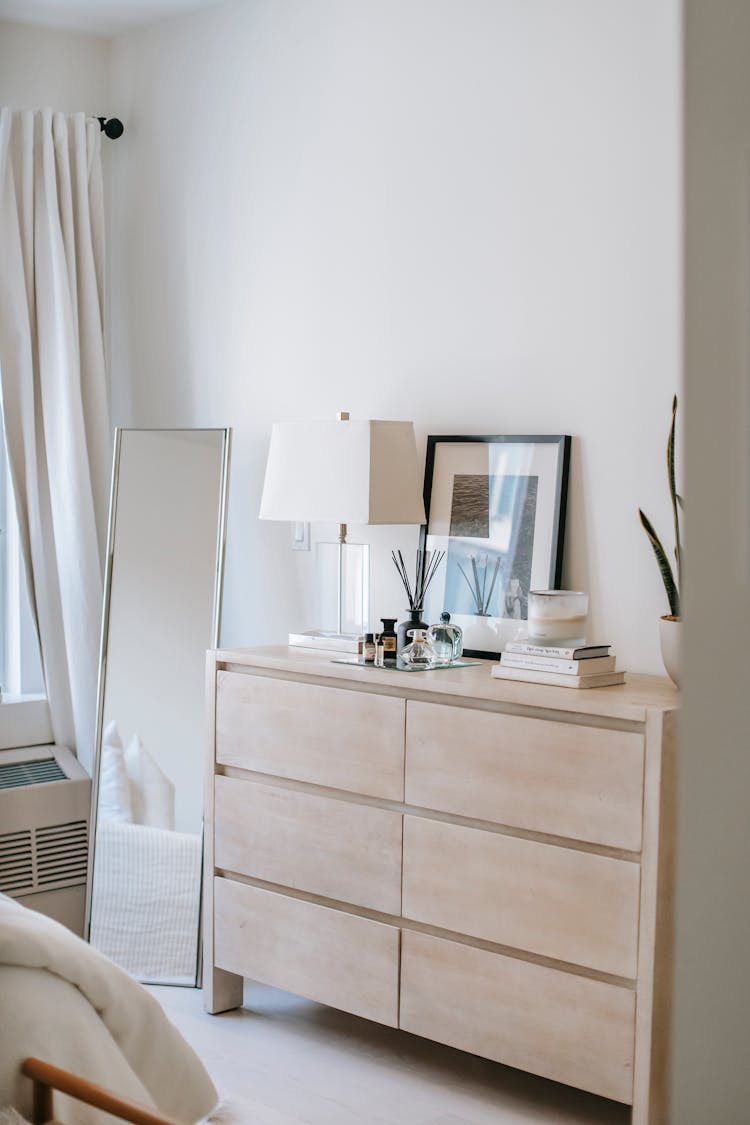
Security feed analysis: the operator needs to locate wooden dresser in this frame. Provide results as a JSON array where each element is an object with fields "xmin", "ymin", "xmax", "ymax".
[{"xmin": 204, "ymin": 646, "xmax": 678, "ymax": 1123}]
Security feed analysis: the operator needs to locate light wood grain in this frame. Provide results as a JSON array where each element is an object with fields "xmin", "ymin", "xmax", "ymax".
[
  {"xmin": 405, "ymin": 700, "xmax": 645, "ymax": 849},
  {"xmin": 631, "ymin": 709, "xmax": 678, "ymax": 1125},
  {"xmin": 215, "ymin": 670, "xmax": 405, "ymax": 799},
  {"xmin": 214, "ymin": 775, "xmax": 403, "ymax": 914},
  {"xmin": 402, "ymin": 816, "xmax": 641, "ymax": 978},
  {"xmin": 203, "ymin": 654, "xmax": 243, "ymax": 1014},
  {"xmin": 205, "ymin": 647, "xmax": 677, "ymax": 1122},
  {"xmin": 399, "ymin": 930, "xmax": 636, "ymax": 1105},
  {"xmin": 215, "ymin": 646, "xmax": 679, "ymax": 722},
  {"xmin": 214, "ymin": 877, "xmax": 400, "ymax": 1027},
  {"xmin": 154, "ymin": 982, "xmax": 631, "ymax": 1125}
]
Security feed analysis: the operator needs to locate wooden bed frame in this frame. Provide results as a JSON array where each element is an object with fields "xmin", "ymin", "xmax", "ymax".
[{"xmin": 21, "ymin": 1059, "xmax": 185, "ymax": 1125}]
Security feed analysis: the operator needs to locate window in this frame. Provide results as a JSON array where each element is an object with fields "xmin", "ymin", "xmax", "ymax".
[{"xmin": 0, "ymin": 402, "xmax": 51, "ymax": 749}]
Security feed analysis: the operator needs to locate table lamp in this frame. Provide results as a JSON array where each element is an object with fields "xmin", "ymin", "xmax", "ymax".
[{"xmin": 259, "ymin": 413, "xmax": 425, "ymax": 638}]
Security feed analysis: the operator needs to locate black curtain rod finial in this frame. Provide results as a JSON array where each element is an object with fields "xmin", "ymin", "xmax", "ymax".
[{"xmin": 98, "ymin": 116, "xmax": 124, "ymax": 139}]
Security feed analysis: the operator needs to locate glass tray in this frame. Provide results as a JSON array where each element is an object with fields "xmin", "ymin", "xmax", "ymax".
[{"xmin": 331, "ymin": 658, "xmax": 482, "ymax": 673}]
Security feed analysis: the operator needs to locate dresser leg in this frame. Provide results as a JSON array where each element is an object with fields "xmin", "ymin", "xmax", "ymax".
[{"xmin": 204, "ymin": 966, "xmax": 243, "ymax": 1014}]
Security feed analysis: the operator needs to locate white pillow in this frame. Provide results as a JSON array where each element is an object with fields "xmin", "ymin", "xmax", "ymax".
[
  {"xmin": 98, "ymin": 720, "xmax": 133, "ymax": 823},
  {"xmin": 124, "ymin": 733, "xmax": 175, "ymax": 831}
]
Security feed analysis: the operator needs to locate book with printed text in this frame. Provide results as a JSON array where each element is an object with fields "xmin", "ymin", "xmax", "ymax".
[
  {"xmin": 504, "ymin": 641, "xmax": 611, "ymax": 660},
  {"xmin": 491, "ymin": 664, "xmax": 625, "ymax": 689},
  {"xmin": 500, "ymin": 654, "xmax": 616, "ymax": 675}
]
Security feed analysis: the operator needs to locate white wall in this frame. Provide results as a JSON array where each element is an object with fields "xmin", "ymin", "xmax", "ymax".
[
  {"xmin": 671, "ymin": 1, "xmax": 750, "ymax": 1119},
  {"xmin": 0, "ymin": 18, "xmax": 110, "ymax": 112},
  {"xmin": 109, "ymin": 0, "xmax": 681, "ymax": 671}
]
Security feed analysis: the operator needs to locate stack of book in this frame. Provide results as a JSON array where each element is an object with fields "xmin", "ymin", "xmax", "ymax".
[{"xmin": 491, "ymin": 641, "xmax": 625, "ymax": 688}]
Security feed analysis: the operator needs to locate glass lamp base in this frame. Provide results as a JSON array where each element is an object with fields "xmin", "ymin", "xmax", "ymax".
[{"xmin": 316, "ymin": 541, "xmax": 370, "ymax": 636}]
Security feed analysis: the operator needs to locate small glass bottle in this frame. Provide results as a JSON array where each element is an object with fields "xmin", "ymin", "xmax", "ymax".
[
  {"xmin": 380, "ymin": 618, "xmax": 398, "ymax": 665},
  {"xmin": 399, "ymin": 628, "xmax": 436, "ymax": 668},
  {"xmin": 363, "ymin": 633, "xmax": 376, "ymax": 664},
  {"xmin": 427, "ymin": 612, "xmax": 463, "ymax": 664}
]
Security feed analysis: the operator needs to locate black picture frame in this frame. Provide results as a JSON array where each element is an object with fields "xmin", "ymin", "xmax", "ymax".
[{"xmin": 418, "ymin": 434, "xmax": 571, "ymax": 660}]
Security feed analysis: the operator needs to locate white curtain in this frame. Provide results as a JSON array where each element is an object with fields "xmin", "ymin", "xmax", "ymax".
[{"xmin": 0, "ymin": 108, "xmax": 111, "ymax": 774}]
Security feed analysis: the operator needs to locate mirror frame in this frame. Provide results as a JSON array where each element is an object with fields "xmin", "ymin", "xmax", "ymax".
[{"xmin": 84, "ymin": 427, "xmax": 231, "ymax": 987}]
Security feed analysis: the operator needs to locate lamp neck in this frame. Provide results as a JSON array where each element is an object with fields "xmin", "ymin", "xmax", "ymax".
[{"xmin": 337, "ymin": 412, "xmax": 350, "ymax": 545}]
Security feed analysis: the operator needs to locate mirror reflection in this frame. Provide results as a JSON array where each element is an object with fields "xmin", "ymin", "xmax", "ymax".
[{"xmin": 88, "ymin": 428, "xmax": 230, "ymax": 984}]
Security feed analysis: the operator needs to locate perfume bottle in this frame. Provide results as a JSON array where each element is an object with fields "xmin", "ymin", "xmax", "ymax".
[
  {"xmin": 380, "ymin": 618, "xmax": 398, "ymax": 665},
  {"xmin": 399, "ymin": 628, "xmax": 436, "ymax": 668},
  {"xmin": 427, "ymin": 612, "xmax": 463, "ymax": 664},
  {"xmin": 396, "ymin": 608, "xmax": 427, "ymax": 656}
]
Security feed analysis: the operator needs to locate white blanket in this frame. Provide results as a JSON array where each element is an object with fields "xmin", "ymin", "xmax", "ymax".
[
  {"xmin": 0, "ymin": 894, "xmax": 218, "ymax": 1125},
  {"xmin": 90, "ymin": 821, "xmax": 202, "ymax": 981}
]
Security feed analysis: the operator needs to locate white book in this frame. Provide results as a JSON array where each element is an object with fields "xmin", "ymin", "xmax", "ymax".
[
  {"xmin": 288, "ymin": 631, "xmax": 362, "ymax": 654},
  {"xmin": 501, "ymin": 654, "xmax": 616, "ymax": 675},
  {"xmin": 491, "ymin": 665, "xmax": 626, "ymax": 689},
  {"xmin": 504, "ymin": 641, "xmax": 611, "ymax": 659}
]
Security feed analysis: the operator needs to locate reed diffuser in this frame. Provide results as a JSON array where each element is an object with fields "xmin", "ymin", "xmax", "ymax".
[
  {"xmin": 456, "ymin": 554, "xmax": 501, "ymax": 617},
  {"xmin": 391, "ymin": 549, "xmax": 445, "ymax": 655}
]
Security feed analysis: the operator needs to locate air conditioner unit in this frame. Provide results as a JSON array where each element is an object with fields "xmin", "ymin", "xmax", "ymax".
[{"xmin": 0, "ymin": 744, "xmax": 91, "ymax": 935}]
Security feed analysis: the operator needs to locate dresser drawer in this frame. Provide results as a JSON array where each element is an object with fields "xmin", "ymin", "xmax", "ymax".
[
  {"xmin": 402, "ymin": 816, "xmax": 640, "ymax": 978},
  {"xmin": 214, "ymin": 775, "xmax": 402, "ymax": 914},
  {"xmin": 215, "ymin": 671, "xmax": 405, "ymax": 800},
  {"xmin": 213, "ymin": 877, "xmax": 399, "ymax": 1026},
  {"xmin": 400, "ymin": 930, "xmax": 635, "ymax": 1104},
  {"xmin": 405, "ymin": 700, "xmax": 644, "ymax": 850}
]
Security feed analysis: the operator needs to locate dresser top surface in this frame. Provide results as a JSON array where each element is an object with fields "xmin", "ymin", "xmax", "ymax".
[{"xmin": 213, "ymin": 646, "xmax": 679, "ymax": 724}]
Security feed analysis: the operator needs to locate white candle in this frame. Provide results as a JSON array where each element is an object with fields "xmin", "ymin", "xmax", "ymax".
[{"xmin": 527, "ymin": 590, "xmax": 589, "ymax": 644}]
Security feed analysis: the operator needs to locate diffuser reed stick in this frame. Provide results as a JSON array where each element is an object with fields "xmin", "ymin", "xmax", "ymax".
[
  {"xmin": 456, "ymin": 554, "xmax": 501, "ymax": 616},
  {"xmin": 391, "ymin": 548, "xmax": 445, "ymax": 611}
]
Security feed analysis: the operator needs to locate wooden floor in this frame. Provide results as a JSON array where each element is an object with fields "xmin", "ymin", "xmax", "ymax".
[{"xmin": 149, "ymin": 982, "xmax": 630, "ymax": 1125}]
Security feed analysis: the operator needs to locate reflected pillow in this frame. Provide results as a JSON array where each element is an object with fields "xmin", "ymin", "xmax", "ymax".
[
  {"xmin": 124, "ymin": 733, "xmax": 175, "ymax": 831},
  {"xmin": 98, "ymin": 720, "xmax": 133, "ymax": 823}
]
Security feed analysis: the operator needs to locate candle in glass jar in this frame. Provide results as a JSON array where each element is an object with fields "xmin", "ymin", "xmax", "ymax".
[{"xmin": 527, "ymin": 590, "xmax": 589, "ymax": 644}]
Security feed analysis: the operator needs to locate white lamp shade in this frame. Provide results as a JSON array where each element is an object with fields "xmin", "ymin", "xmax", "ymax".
[{"xmin": 259, "ymin": 419, "xmax": 426, "ymax": 526}]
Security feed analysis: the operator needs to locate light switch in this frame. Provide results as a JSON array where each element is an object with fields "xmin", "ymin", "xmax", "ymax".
[{"xmin": 292, "ymin": 521, "xmax": 310, "ymax": 551}]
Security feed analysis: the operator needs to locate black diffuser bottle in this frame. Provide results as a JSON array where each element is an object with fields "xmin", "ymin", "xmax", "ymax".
[
  {"xmin": 396, "ymin": 609, "xmax": 428, "ymax": 657},
  {"xmin": 391, "ymin": 549, "xmax": 445, "ymax": 663}
]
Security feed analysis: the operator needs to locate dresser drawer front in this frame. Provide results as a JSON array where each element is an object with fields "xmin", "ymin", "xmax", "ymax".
[
  {"xmin": 213, "ymin": 877, "xmax": 399, "ymax": 1026},
  {"xmin": 215, "ymin": 671, "xmax": 405, "ymax": 800},
  {"xmin": 214, "ymin": 775, "xmax": 402, "ymax": 914},
  {"xmin": 400, "ymin": 931, "xmax": 635, "ymax": 1104},
  {"xmin": 405, "ymin": 700, "xmax": 644, "ymax": 850},
  {"xmin": 402, "ymin": 816, "xmax": 640, "ymax": 978}
]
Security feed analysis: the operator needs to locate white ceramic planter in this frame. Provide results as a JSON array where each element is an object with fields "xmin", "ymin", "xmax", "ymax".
[
  {"xmin": 452, "ymin": 613, "xmax": 502, "ymax": 655},
  {"xmin": 659, "ymin": 615, "xmax": 682, "ymax": 687}
]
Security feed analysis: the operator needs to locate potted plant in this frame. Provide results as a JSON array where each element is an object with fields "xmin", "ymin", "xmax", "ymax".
[{"xmin": 638, "ymin": 395, "xmax": 683, "ymax": 686}]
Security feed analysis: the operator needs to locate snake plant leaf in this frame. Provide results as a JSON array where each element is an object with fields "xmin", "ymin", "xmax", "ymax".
[
  {"xmin": 667, "ymin": 395, "xmax": 683, "ymax": 591},
  {"xmin": 639, "ymin": 508, "xmax": 680, "ymax": 617}
]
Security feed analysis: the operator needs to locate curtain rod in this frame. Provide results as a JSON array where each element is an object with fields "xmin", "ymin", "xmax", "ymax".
[{"xmin": 97, "ymin": 117, "xmax": 124, "ymax": 140}]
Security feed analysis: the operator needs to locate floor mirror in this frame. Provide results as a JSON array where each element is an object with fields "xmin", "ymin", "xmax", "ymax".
[{"xmin": 86, "ymin": 428, "xmax": 231, "ymax": 985}]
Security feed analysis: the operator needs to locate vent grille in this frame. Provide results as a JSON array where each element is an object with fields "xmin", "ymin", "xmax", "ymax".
[
  {"xmin": 0, "ymin": 820, "xmax": 88, "ymax": 896},
  {"xmin": 0, "ymin": 759, "xmax": 66, "ymax": 789},
  {"xmin": 0, "ymin": 830, "xmax": 34, "ymax": 892}
]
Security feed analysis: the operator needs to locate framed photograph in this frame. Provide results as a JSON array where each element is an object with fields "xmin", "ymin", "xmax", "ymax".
[{"xmin": 418, "ymin": 435, "xmax": 571, "ymax": 659}]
